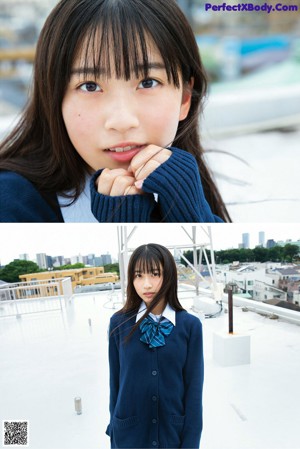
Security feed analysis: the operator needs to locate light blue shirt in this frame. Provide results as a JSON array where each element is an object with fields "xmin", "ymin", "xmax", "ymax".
[{"xmin": 57, "ymin": 175, "xmax": 98, "ymax": 223}]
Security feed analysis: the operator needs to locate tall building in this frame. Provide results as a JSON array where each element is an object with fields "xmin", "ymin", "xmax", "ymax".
[
  {"xmin": 266, "ymin": 239, "xmax": 276, "ymax": 249},
  {"xmin": 174, "ymin": 248, "xmax": 182, "ymax": 263},
  {"xmin": 86, "ymin": 254, "xmax": 96, "ymax": 266},
  {"xmin": 101, "ymin": 253, "xmax": 112, "ymax": 265},
  {"xmin": 46, "ymin": 256, "xmax": 53, "ymax": 269},
  {"xmin": 70, "ymin": 255, "xmax": 84, "ymax": 265},
  {"xmin": 94, "ymin": 256, "xmax": 103, "ymax": 267},
  {"xmin": 36, "ymin": 253, "xmax": 48, "ymax": 269},
  {"xmin": 259, "ymin": 232, "xmax": 265, "ymax": 247},
  {"xmin": 242, "ymin": 233, "xmax": 250, "ymax": 249},
  {"xmin": 19, "ymin": 253, "xmax": 29, "ymax": 261},
  {"xmin": 36, "ymin": 253, "xmax": 54, "ymax": 269},
  {"xmin": 52, "ymin": 256, "xmax": 64, "ymax": 267}
]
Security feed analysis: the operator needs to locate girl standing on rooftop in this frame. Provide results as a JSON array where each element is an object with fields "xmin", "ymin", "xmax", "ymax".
[
  {"xmin": 0, "ymin": 0, "xmax": 230, "ymax": 223},
  {"xmin": 107, "ymin": 243, "xmax": 204, "ymax": 448}
]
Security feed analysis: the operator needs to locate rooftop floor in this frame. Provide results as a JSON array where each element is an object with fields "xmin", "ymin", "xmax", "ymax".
[{"xmin": 1, "ymin": 289, "xmax": 299, "ymax": 449}]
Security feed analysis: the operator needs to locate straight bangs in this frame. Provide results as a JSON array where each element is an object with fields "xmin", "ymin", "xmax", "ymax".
[
  {"xmin": 70, "ymin": 0, "xmax": 183, "ymax": 87},
  {"xmin": 134, "ymin": 255, "xmax": 162, "ymax": 277},
  {"xmin": 130, "ymin": 246, "xmax": 163, "ymax": 279}
]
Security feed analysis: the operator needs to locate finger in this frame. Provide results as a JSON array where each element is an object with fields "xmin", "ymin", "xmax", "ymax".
[
  {"xmin": 130, "ymin": 145, "xmax": 171, "ymax": 179},
  {"xmin": 134, "ymin": 179, "xmax": 145, "ymax": 189},
  {"xmin": 110, "ymin": 175, "xmax": 141, "ymax": 196},
  {"xmin": 133, "ymin": 148, "xmax": 171, "ymax": 180},
  {"xmin": 129, "ymin": 145, "xmax": 164, "ymax": 174},
  {"xmin": 97, "ymin": 168, "xmax": 131, "ymax": 195},
  {"xmin": 134, "ymin": 159, "xmax": 161, "ymax": 181}
]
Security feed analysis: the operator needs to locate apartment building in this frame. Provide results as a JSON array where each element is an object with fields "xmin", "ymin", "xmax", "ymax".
[{"xmin": 19, "ymin": 267, "xmax": 118, "ymax": 292}]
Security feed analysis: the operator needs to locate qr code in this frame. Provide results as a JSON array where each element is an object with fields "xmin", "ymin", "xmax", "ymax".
[{"xmin": 3, "ymin": 421, "xmax": 29, "ymax": 446}]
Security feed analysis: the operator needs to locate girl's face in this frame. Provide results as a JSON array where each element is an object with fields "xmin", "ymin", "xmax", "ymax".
[
  {"xmin": 62, "ymin": 40, "xmax": 192, "ymax": 171},
  {"xmin": 133, "ymin": 265, "xmax": 163, "ymax": 306}
]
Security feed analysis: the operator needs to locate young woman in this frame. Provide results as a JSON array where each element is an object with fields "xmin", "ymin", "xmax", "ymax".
[
  {"xmin": 0, "ymin": 0, "xmax": 230, "ymax": 223},
  {"xmin": 107, "ymin": 244, "xmax": 204, "ymax": 448}
]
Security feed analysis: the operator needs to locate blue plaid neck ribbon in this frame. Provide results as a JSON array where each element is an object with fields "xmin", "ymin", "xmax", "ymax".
[{"xmin": 139, "ymin": 315, "xmax": 174, "ymax": 349}]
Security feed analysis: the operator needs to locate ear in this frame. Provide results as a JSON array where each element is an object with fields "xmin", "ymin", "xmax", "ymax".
[{"xmin": 179, "ymin": 77, "xmax": 194, "ymax": 121}]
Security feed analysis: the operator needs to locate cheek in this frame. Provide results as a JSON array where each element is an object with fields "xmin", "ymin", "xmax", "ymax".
[
  {"xmin": 62, "ymin": 97, "xmax": 94, "ymax": 135},
  {"xmin": 155, "ymin": 107, "xmax": 179, "ymax": 127},
  {"xmin": 149, "ymin": 97, "xmax": 182, "ymax": 142},
  {"xmin": 63, "ymin": 107, "xmax": 94, "ymax": 147},
  {"xmin": 156, "ymin": 278, "xmax": 163, "ymax": 290}
]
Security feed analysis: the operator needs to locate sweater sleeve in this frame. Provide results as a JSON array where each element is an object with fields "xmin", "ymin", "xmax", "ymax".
[
  {"xmin": 142, "ymin": 147, "xmax": 223, "ymax": 223},
  {"xmin": 0, "ymin": 171, "xmax": 62, "ymax": 223},
  {"xmin": 181, "ymin": 317, "xmax": 204, "ymax": 449},
  {"xmin": 90, "ymin": 170, "xmax": 156, "ymax": 222},
  {"xmin": 106, "ymin": 317, "xmax": 120, "ymax": 437}
]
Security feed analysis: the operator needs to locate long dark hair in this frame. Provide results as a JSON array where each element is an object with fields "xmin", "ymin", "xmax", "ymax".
[
  {"xmin": 114, "ymin": 243, "xmax": 185, "ymax": 340},
  {"xmin": 0, "ymin": 0, "xmax": 230, "ymax": 221}
]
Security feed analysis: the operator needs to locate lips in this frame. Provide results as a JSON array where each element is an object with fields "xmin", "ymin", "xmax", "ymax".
[
  {"xmin": 105, "ymin": 144, "xmax": 146, "ymax": 163},
  {"xmin": 106, "ymin": 145, "xmax": 144, "ymax": 153}
]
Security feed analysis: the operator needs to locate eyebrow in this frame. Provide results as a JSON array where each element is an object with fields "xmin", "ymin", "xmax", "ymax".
[{"xmin": 70, "ymin": 62, "xmax": 166, "ymax": 77}]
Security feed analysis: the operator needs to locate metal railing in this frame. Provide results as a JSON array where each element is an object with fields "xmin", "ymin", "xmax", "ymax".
[
  {"xmin": 0, "ymin": 278, "xmax": 72, "ymax": 318},
  {"xmin": 221, "ymin": 293, "xmax": 300, "ymax": 326}
]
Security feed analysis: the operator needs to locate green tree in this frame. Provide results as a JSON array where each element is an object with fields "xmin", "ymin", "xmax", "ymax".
[
  {"xmin": 215, "ymin": 249, "xmax": 242, "ymax": 264},
  {"xmin": 238, "ymin": 248, "xmax": 255, "ymax": 262},
  {"xmin": 180, "ymin": 250, "xmax": 210, "ymax": 267},
  {"xmin": 104, "ymin": 263, "xmax": 120, "ymax": 275},
  {"xmin": 252, "ymin": 246, "xmax": 269, "ymax": 262},
  {"xmin": 282, "ymin": 244, "xmax": 299, "ymax": 262},
  {"xmin": 268, "ymin": 246, "xmax": 283, "ymax": 262},
  {"xmin": 0, "ymin": 260, "xmax": 40, "ymax": 283},
  {"xmin": 180, "ymin": 250, "xmax": 192, "ymax": 266},
  {"xmin": 55, "ymin": 263, "xmax": 85, "ymax": 270}
]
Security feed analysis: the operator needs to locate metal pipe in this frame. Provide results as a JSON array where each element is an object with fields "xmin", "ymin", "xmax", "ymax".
[{"xmin": 228, "ymin": 287, "xmax": 233, "ymax": 334}]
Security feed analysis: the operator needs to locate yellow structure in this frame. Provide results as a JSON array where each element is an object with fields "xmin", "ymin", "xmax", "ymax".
[
  {"xmin": 19, "ymin": 267, "xmax": 119, "ymax": 292},
  {"xmin": 0, "ymin": 46, "xmax": 35, "ymax": 62}
]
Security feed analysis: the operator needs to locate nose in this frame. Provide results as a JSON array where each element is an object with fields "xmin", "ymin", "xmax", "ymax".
[
  {"xmin": 104, "ymin": 93, "xmax": 139, "ymax": 133},
  {"xmin": 143, "ymin": 275, "xmax": 153, "ymax": 289}
]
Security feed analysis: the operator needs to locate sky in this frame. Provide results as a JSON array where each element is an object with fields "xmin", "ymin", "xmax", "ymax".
[{"xmin": 0, "ymin": 223, "xmax": 299, "ymax": 266}]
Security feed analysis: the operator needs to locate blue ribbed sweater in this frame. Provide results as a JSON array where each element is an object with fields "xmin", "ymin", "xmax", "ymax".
[
  {"xmin": 107, "ymin": 309, "xmax": 204, "ymax": 449},
  {"xmin": 0, "ymin": 147, "xmax": 223, "ymax": 222},
  {"xmin": 0, "ymin": 171, "xmax": 63, "ymax": 222},
  {"xmin": 91, "ymin": 147, "xmax": 223, "ymax": 222}
]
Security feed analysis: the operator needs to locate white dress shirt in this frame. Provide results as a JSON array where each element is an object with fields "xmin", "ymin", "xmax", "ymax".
[{"xmin": 136, "ymin": 301, "xmax": 176, "ymax": 326}]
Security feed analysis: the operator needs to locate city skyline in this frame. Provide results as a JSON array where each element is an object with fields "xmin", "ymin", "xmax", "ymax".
[
  {"xmin": 27, "ymin": 251, "xmax": 113, "ymax": 270},
  {"xmin": 1, "ymin": 223, "xmax": 299, "ymax": 266}
]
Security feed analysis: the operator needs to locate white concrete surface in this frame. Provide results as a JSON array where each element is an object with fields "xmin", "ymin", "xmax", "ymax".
[
  {"xmin": 1, "ymin": 290, "xmax": 299, "ymax": 449},
  {"xmin": 203, "ymin": 127, "xmax": 300, "ymax": 222}
]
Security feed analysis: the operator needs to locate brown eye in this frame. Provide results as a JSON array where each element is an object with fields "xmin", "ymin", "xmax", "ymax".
[
  {"xmin": 79, "ymin": 82, "xmax": 101, "ymax": 92},
  {"xmin": 139, "ymin": 79, "xmax": 159, "ymax": 89}
]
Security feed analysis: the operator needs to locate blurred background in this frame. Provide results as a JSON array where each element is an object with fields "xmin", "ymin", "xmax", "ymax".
[{"xmin": 0, "ymin": 0, "xmax": 299, "ymax": 221}]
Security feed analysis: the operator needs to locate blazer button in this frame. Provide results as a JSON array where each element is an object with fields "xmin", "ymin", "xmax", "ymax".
[
  {"xmin": 152, "ymin": 370, "xmax": 157, "ymax": 376},
  {"xmin": 152, "ymin": 441, "xmax": 158, "ymax": 446},
  {"xmin": 152, "ymin": 418, "xmax": 157, "ymax": 424},
  {"xmin": 152, "ymin": 395, "xmax": 157, "ymax": 401}
]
